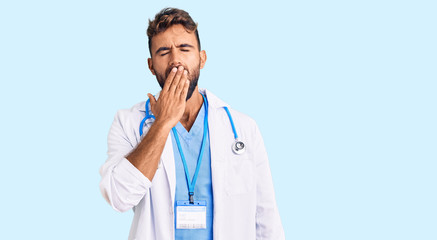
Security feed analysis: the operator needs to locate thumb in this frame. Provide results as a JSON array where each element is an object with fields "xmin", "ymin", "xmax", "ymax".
[
  {"xmin": 147, "ymin": 93, "xmax": 156, "ymax": 112},
  {"xmin": 147, "ymin": 93, "xmax": 156, "ymax": 105}
]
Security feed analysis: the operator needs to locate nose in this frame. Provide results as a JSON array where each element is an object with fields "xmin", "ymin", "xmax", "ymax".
[{"xmin": 169, "ymin": 48, "xmax": 182, "ymax": 67}]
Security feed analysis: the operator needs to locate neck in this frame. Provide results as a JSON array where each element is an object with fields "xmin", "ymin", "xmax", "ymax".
[{"xmin": 180, "ymin": 87, "xmax": 203, "ymax": 131}]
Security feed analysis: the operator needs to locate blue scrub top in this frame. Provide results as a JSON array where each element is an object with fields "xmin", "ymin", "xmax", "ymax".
[{"xmin": 171, "ymin": 103, "xmax": 214, "ymax": 240}]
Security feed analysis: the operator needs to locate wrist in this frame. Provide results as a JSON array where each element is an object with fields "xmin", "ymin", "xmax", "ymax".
[{"xmin": 153, "ymin": 118, "xmax": 174, "ymax": 131}]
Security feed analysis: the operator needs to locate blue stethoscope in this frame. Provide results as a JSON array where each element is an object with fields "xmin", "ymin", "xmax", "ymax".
[{"xmin": 139, "ymin": 94, "xmax": 246, "ymax": 155}]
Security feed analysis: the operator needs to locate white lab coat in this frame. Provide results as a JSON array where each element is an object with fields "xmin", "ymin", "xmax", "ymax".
[{"xmin": 100, "ymin": 89, "xmax": 285, "ymax": 240}]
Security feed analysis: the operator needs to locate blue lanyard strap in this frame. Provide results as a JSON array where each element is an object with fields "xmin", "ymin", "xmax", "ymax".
[{"xmin": 172, "ymin": 93, "xmax": 209, "ymax": 204}]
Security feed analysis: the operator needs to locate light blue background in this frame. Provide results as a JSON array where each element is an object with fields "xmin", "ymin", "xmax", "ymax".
[{"xmin": 1, "ymin": 0, "xmax": 436, "ymax": 239}]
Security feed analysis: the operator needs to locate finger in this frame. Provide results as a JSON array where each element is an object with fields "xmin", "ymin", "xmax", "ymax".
[
  {"xmin": 175, "ymin": 70, "xmax": 188, "ymax": 95},
  {"xmin": 147, "ymin": 93, "xmax": 156, "ymax": 113},
  {"xmin": 180, "ymin": 79, "xmax": 190, "ymax": 101},
  {"xmin": 169, "ymin": 66, "xmax": 184, "ymax": 93},
  {"xmin": 162, "ymin": 67, "xmax": 178, "ymax": 93}
]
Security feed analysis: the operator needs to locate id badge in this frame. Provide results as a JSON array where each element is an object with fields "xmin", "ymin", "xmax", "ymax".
[{"xmin": 176, "ymin": 200, "xmax": 207, "ymax": 229}]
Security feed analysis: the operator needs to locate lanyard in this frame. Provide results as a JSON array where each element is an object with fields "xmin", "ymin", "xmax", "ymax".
[{"xmin": 171, "ymin": 93, "xmax": 209, "ymax": 204}]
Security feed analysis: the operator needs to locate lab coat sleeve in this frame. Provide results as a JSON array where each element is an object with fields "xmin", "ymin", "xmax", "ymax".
[
  {"xmin": 254, "ymin": 124, "xmax": 285, "ymax": 240},
  {"xmin": 99, "ymin": 110, "xmax": 151, "ymax": 213}
]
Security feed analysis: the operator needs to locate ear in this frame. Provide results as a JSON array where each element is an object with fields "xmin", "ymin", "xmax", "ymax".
[
  {"xmin": 147, "ymin": 58, "xmax": 156, "ymax": 75},
  {"xmin": 199, "ymin": 50, "xmax": 207, "ymax": 69}
]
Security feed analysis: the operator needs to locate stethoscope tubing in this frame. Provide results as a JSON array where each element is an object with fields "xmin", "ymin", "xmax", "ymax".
[
  {"xmin": 223, "ymin": 106, "xmax": 239, "ymax": 140},
  {"xmin": 139, "ymin": 99, "xmax": 155, "ymax": 137}
]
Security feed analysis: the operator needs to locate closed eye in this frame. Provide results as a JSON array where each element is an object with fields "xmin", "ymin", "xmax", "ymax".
[{"xmin": 178, "ymin": 44, "xmax": 194, "ymax": 52}]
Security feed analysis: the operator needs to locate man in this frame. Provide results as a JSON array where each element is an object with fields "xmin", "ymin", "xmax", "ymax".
[{"xmin": 100, "ymin": 8, "xmax": 284, "ymax": 240}]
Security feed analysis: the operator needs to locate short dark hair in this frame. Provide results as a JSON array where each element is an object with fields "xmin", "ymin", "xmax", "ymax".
[{"xmin": 147, "ymin": 8, "xmax": 201, "ymax": 56}]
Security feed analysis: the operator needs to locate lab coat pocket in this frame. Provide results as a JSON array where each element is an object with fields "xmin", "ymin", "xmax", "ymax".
[{"xmin": 225, "ymin": 157, "xmax": 255, "ymax": 196}]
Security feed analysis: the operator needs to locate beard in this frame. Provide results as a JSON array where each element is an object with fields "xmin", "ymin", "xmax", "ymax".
[{"xmin": 155, "ymin": 63, "xmax": 201, "ymax": 101}]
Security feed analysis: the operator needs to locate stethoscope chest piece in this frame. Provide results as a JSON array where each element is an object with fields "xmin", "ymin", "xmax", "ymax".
[{"xmin": 232, "ymin": 140, "xmax": 246, "ymax": 155}]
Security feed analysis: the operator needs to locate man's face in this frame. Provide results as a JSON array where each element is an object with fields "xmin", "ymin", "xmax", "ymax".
[{"xmin": 148, "ymin": 24, "xmax": 206, "ymax": 100}]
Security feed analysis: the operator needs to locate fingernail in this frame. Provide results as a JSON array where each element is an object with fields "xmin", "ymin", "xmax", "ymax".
[
  {"xmin": 178, "ymin": 66, "xmax": 184, "ymax": 71},
  {"xmin": 184, "ymin": 70, "xmax": 188, "ymax": 75},
  {"xmin": 172, "ymin": 67, "xmax": 177, "ymax": 72}
]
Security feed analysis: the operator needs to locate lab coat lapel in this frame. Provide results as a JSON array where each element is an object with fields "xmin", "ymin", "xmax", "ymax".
[
  {"xmin": 204, "ymin": 90, "xmax": 230, "ymax": 240},
  {"xmin": 208, "ymin": 105, "xmax": 226, "ymax": 198},
  {"xmin": 161, "ymin": 133, "xmax": 176, "ymax": 207}
]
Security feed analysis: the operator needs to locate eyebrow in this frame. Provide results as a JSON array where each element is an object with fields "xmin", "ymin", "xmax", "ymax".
[
  {"xmin": 178, "ymin": 44, "xmax": 194, "ymax": 49},
  {"xmin": 155, "ymin": 44, "xmax": 195, "ymax": 55},
  {"xmin": 155, "ymin": 47, "xmax": 170, "ymax": 55}
]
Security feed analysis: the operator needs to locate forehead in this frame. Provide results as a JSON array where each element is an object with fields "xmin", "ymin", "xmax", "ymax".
[{"xmin": 151, "ymin": 24, "xmax": 198, "ymax": 50}]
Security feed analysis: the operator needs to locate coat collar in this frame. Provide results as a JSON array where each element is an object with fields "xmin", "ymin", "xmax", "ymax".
[{"xmin": 202, "ymin": 88, "xmax": 230, "ymax": 109}]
